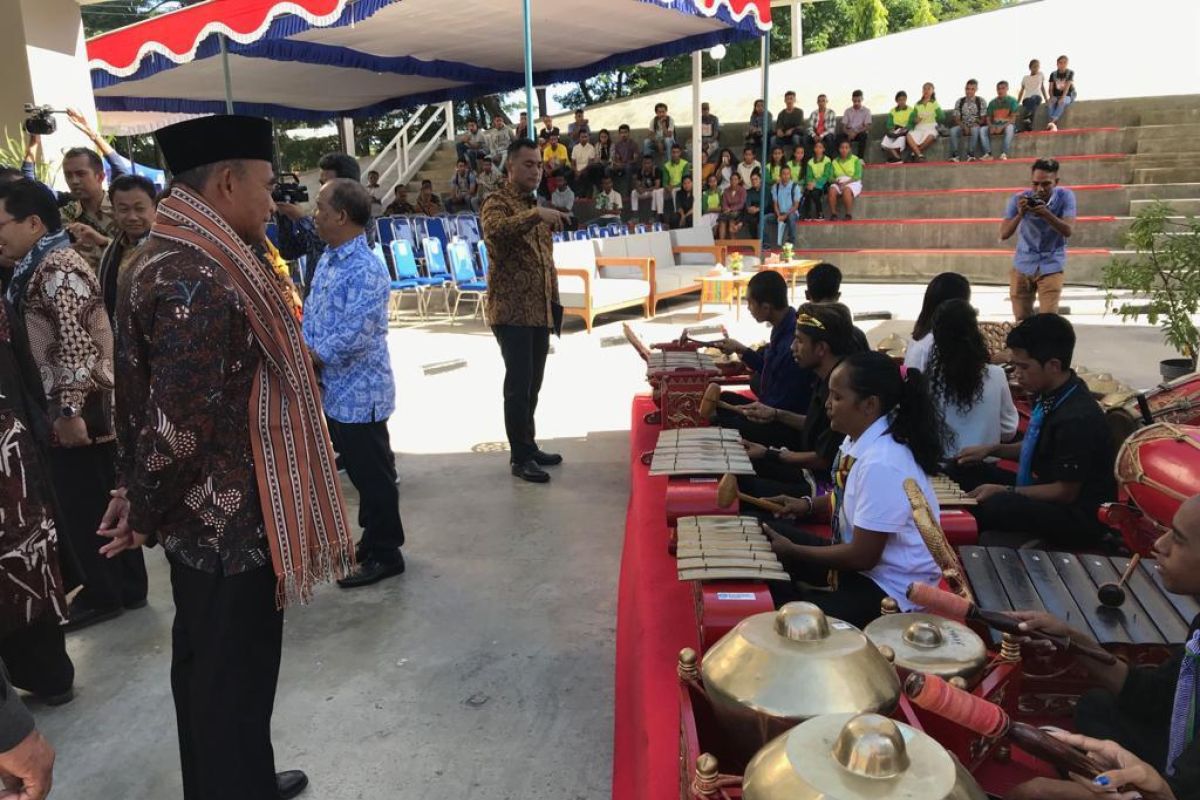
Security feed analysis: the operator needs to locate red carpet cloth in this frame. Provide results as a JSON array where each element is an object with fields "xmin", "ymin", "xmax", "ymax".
[{"xmin": 612, "ymin": 396, "xmax": 700, "ymax": 800}]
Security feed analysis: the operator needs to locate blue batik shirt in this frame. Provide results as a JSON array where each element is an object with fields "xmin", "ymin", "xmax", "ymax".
[
  {"xmin": 1005, "ymin": 186, "xmax": 1077, "ymax": 276},
  {"xmin": 302, "ymin": 233, "xmax": 395, "ymax": 424}
]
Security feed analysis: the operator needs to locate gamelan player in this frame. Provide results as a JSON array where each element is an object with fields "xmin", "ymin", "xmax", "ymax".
[
  {"xmin": 757, "ymin": 351, "xmax": 945, "ymax": 628},
  {"xmin": 1006, "ymin": 494, "xmax": 1200, "ymax": 800}
]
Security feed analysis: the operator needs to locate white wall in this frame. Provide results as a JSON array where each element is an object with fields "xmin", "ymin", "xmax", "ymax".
[
  {"xmin": 0, "ymin": 0, "xmax": 101, "ymax": 184},
  {"xmin": 557, "ymin": 0, "xmax": 1200, "ymax": 130}
]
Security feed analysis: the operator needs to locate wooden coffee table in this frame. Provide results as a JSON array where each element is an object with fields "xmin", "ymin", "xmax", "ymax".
[
  {"xmin": 763, "ymin": 259, "xmax": 822, "ymax": 294},
  {"xmin": 698, "ymin": 272, "xmax": 756, "ymax": 320}
]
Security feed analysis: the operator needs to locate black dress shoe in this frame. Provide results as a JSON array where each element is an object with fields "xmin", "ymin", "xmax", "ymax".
[
  {"xmin": 123, "ymin": 597, "xmax": 149, "ymax": 610},
  {"xmin": 62, "ymin": 604, "xmax": 123, "ymax": 633},
  {"xmin": 277, "ymin": 770, "xmax": 309, "ymax": 799},
  {"xmin": 38, "ymin": 688, "xmax": 75, "ymax": 707},
  {"xmin": 337, "ymin": 557, "xmax": 405, "ymax": 589},
  {"xmin": 531, "ymin": 450, "xmax": 563, "ymax": 466},
  {"xmin": 511, "ymin": 460, "xmax": 550, "ymax": 483}
]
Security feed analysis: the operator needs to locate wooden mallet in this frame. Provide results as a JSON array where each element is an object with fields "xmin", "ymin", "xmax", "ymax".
[
  {"xmin": 699, "ymin": 383, "xmax": 747, "ymax": 419},
  {"xmin": 1098, "ymin": 554, "xmax": 1142, "ymax": 608},
  {"xmin": 716, "ymin": 473, "xmax": 785, "ymax": 514}
]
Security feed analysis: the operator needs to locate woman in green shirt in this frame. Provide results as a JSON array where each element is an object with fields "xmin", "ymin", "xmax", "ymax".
[
  {"xmin": 881, "ymin": 90, "xmax": 915, "ymax": 163},
  {"xmin": 700, "ymin": 172, "xmax": 722, "ymax": 232},
  {"xmin": 803, "ymin": 140, "xmax": 833, "ymax": 220},
  {"xmin": 827, "ymin": 139, "xmax": 864, "ymax": 221},
  {"xmin": 766, "ymin": 145, "xmax": 786, "ymax": 187},
  {"xmin": 907, "ymin": 82, "xmax": 944, "ymax": 162},
  {"xmin": 787, "ymin": 144, "xmax": 808, "ymax": 187}
]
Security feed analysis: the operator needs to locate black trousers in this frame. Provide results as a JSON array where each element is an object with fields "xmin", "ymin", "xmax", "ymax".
[
  {"xmin": 765, "ymin": 523, "xmax": 888, "ymax": 629},
  {"xmin": 846, "ymin": 131, "xmax": 868, "ymax": 160},
  {"xmin": 716, "ymin": 392, "xmax": 806, "ymax": 451},
  {"xmin": 327, "ymin": 417, "xmax": 405, "ymax": 563},
  {"xmin": 803, "ymin": 187, "xmax": 824, "ymax": 219},
  {"xmin": 50, "ymin": 441, "xmax": 147, "ymax": 609},
  {"xmin": 171, "ymin": 560, "xmax": 282, "ymax": 800},
  {"xmin": 493, "ymin": 325, "xmax": 550, "ymax": 464},
  {"xmin": 0, "ymin": 614, "xmax": 73, "ymax": 698},
  {"xmin": 963, "ymin": 465, "xmax": 1111, "ymax": 550}
]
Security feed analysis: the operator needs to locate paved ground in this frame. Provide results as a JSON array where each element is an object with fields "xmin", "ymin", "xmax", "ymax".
[{"xmin": 35, "ymin": 280, "xmax": 1178, "ymax": 799}]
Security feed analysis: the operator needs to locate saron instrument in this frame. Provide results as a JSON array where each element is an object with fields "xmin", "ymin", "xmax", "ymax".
[
  {"xmin": 648, "ymin": 428, "xmax": 756, "ymax": 476},
  {"xmin": 675, "ymin": 515, "xmax": 789, "ymax": 582}
]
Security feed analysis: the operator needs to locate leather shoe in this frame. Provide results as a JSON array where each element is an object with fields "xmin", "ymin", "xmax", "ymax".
[
  {"xmin": 277, "ymin": 770, "xmax": 309, "ymax": 799},
  {"xmin": 337, "ymin": 556, "xmax": 405, "ymax": 589},
  {"xmin": 511, "ymin": 460, "xmax": 550, "ymax": 483},
  {"xmin": 62, "ymin": 604, "xmax": 122, "ymax": 633},
  {"xmin": 532, "ymin": 449, "xmax": 563, "ymax": 466}
]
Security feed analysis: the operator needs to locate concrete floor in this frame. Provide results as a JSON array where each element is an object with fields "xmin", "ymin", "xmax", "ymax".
[{"xmin": 32, "ymin": 280, "xmax": 1180, "ymax": 799}]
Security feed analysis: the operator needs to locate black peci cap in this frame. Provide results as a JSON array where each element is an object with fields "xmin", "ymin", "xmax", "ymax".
[{"xmin": 155, "ymin": 115, "xmax": 274, "ymax": 175}]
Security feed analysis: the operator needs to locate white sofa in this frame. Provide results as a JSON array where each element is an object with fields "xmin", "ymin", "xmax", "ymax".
[
  {"xmin": 609, "ymin": 228, "xmax": 763, "ymax": 313},
  {"xmin": 552, "ymin": 239, "xmax": 654, "ymax": 332}
]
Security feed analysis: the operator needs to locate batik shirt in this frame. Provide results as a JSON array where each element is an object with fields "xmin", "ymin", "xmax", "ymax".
[
  {"xmin": 302, "ymin": 234, "xmax": 395, "ymax": 424},
  {"xmin": 115, "ymin": 238, "xmax": 269, "ymax": 575},
  {"xmin": 62, "ymin": 198, "xmax": 118, "ymax": 272},
  {"xmin": 481, "ymin": 184, "xmax": 558, "ymax": 329}
]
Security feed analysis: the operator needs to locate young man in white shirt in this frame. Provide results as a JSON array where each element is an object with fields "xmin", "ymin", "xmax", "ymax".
[
  {"xmin": 570, "ymin": 130, "xmax": 599, "ymax": 197},
  {"xmin": 737, "ymin": 146, "xmax": 762, "ymax": 188},
  {"xmin": 593, "ymin": 175, "xmax": 623, "ymax": 221}
]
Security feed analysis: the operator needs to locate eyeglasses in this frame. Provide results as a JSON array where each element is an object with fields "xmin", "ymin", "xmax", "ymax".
[{"xmin": 796, "ymin": 313, "xmax": 826, "ymax": 330}]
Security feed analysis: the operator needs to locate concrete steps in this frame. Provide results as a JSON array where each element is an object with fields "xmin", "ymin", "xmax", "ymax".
[
  {"xmin": 1141, "ymin": 107, "xmax": 1200, "ymax": 126},
  {"xmin": 855, "ymin": 185, "xmax": 1125, "ymax": 219},
  {"xmin": 793, "ymin": 216, "xmax": 1130, "ymax": 250},
  {"xmin": 788, "ymin": 248, "xmax": 1117, "ymax": 286},
  {"xmin": 1131, "ymin": 197, "xmax": 1200, "ymax": 215},
  {"xmin": 1134, "ymin": 167, "xmax": 1200, "ymax": 184},
  {"xmin": 1135, "ymin": 123, "xmax": 1200, "ymax": 141},
  {"xmin": 863, "ymin": 155, "xmax": 1131, "ymax": 192}
]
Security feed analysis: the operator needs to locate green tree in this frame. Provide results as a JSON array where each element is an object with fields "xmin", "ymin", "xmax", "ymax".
[
  {"xmin": 912, "ymin": 0, "xmax": 940, "ymax": 27},
  {"xmin": 855, "ymin": 0, "xmax": 891, "ymax": 39},
  {"xmin": 81, "ymin": 0, "xmax": 195, "ymax": 37}
]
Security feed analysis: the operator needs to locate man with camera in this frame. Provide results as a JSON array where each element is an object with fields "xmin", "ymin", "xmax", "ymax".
[
  {"xmin": 1000, "ymin": 158, "xmax": 1076, "ymax": 320},
  {"xmin": 274, "ymin": 152, "xmax": 361, "ymax": 299}
]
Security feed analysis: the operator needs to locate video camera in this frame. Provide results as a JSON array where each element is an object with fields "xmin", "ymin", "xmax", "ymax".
[
  {"xmin": 23, "ymin": 104, "xmax": 59, "ymax": 137},
  {"xmin": 272, "ymin": 173, "xmax": 309, "ymax": 205}
]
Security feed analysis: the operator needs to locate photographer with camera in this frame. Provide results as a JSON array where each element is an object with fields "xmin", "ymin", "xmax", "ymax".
[
  {"xmin": 274, "ymin": 152, "xmax": 364, "ymax": 300},
  {"xmin": 1000, "ymin": 158, "xmax": 1076, "ymax": 320}
]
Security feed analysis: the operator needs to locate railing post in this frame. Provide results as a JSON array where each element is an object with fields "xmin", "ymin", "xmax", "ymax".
[{"xmin": 443, "ymin": 101, "xmax": 455, "ymax": 142}]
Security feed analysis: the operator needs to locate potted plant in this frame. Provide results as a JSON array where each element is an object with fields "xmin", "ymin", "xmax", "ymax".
[
  {"xmin": 728, "ymin": 251, "xmax": 743, "ymax": 275},
  {"xmin": 1103, "ymin": 200, "xmax": 1200, "ymax": 381},
  {"xmin": 780, "ymin": 242, "xmax": 794, "ymax": 263}
]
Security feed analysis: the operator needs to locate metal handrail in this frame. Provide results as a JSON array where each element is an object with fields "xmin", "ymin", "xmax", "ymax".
[{"xmin": 365, "ymin": 101, "xmax": 454, "ymax": 201}]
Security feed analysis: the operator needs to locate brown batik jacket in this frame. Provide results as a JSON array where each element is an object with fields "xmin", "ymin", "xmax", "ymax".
[{"xmin": 480, "ymin": 183, "xmax": 558, "ymax": 329}]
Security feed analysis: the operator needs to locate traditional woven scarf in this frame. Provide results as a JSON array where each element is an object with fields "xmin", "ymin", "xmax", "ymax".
[
  {"xmin": 1017, "ymin": 381, "xmax": 1078, "ymax": 487},
  {"xmin": 1167, "ymin": 629, "xmax": 1200, "ymax": 775},
  {"xmin": 152, "ymin": 186, "xmax": 353, "ymax": 607}
]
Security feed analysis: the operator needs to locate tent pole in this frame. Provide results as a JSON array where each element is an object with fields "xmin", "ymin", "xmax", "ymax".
[
  {"xmin": 758, "ymin": 30, "xmax": 770, "ymax": 250},
  {"xmin": 218, "ymin": 35, "xmax": 234, "ymax": 114},
  {"xmin": 522, "ymin": 0, "xmax": 535, "ymax": 136},
  {"xmin": 691, "ymin": 50, "xmax": 702, "ymax": 230}
]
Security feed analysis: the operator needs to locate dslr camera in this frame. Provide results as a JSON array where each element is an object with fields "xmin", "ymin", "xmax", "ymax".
[
  {"xmin": 23, "ymin": 104, "xmax": 57, "ymax": 136},
  {"xmin": 272, "ymin": 173, "xmax": 309, "ymax": 205},
  {"xmin": 1024, "ymin": 192, "xmax": 1046, "ymax": 209}
]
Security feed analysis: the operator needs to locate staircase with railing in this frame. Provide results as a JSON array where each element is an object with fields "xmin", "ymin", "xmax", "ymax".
[{"xmin": 366, "ymin": 102, "xmax": 456, "ymax": 202}]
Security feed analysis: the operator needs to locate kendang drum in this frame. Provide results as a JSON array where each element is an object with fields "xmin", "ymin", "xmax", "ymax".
[
  {"xmin": 1115, "ymin": 422, "xmax": 1200, "ymax": 536},
  {"xmin": 1103, "ymin": 370, "xmax": 1200, "ymax": 450}
]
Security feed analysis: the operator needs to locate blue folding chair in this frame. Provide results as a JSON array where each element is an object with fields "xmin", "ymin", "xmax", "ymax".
[
  {"xmin": 607, "ymin": 222, "xmax": 626, "ymax": 237},
  {"xmin": 420, "ymin": 236, "xmax": 455, "ymax": 314},
  {"xmin": 425, "ymin": 216, "xmax": 453, "ymax": 254},
  {"xmin": 457, "ymin": 215, "xmax": 483, "ymax": 249},
  {"xmin": 447, "ymin": 240, "xmax": 487, "ymax": 322},
  {"xmin": 388, "ymin": 239, "xmax": 438, "ymax": 318},
  {"xmin": 476, "ymin": 241, "xmax": 490, "ymax": 280},
  {"xmin": 552, "ymin": 231, "xmax": 564, "ymax": 243},
  {"xmin": 587, "ymin": 223, "xmax": 607, "ymax": 239},
  {"xmin": 633, "ymin": 223, "xmax": 648, "ymax": 234},
  {"xmin": 651, "ymin": 221, "xmax": 665, "ymax": 232},
  {"xmin": 571, "ymin": 229, "xmax": 591, "ymax": 241}
]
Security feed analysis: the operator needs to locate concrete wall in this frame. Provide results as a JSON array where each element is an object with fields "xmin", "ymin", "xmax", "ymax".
[
  {"xmin": 0, "ymin": 0, "xmax": 101, "ymax": 183},
  {"xmin": 555, "ymin": 0, "xmax": 1200, "ymax": 131}
]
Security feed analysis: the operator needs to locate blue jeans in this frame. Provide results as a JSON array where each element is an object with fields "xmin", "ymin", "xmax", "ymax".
[
  {"xmin": 775, "ymin": 212, "xmax": 799, "ymax": 246},
  {"xmin": 1047, "ymin": 95, "xmax": 1073, "ymax": 122},
  {"xmin": 1021, "ymin": 96, "xmax": 1042, "ymax": 130},
  {"xmin": 643, "ymin": 136, "xmax": 675, "ymax": 158},
  {"xmin": 949, "ymin": 125, "xmax": 986, "ymax": 158},
  {"xmin": 981, "ymin": 124, "xmax": 1015, "ymax": 156},
  {"xmin": 772, "ymin": 133, "xmax": 802, "ymax": 152}
]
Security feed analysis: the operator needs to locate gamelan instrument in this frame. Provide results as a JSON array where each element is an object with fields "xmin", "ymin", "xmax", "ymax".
[
  {"xmin": 929, "ymin": 475, "xmax": 977, "ymax": 507},
  {"xmin": 907, "ymin": 582, "xmax": 1118, "ymax": 666},
  {"xmin": 1103, "ymin": 369, "xmax": 1200, "ymax": 450},
  {"xmin": 648, "ymin": 428, "xmax": 756, "ymax": 476},
  {"xmin": 741, "ymin": 712, "xmax": 987, "ymax": 800},
  {"xmin": 698, "ymin": 602, "xmax": 901, "ymax": 760},
  {"xmin": 978, "ymin": 321, "xmax": 1014, "ymax": 362},
  {"xmin": 905, "ymin": 672, "xmax": 1104, "ymax": 779},
  {"xmin": 904, "ymin": 479, "xmax": 975, "ymax": 602},
  {"xmin": 715, "ymin": 473, "xmax": 784, "ymax": 514},
  {"xmin": 1097, "ymin": 553, "xmax": 1142, "ymax": 608},
  {"xmin": 864, "ymin": 607, "xmax": 989, "ymax": 681},
  {"xmin": 675, "ymin": 515, "xmax": 789, "ymax": 583},
  {"xmin": 1115, "ymin": 422, "xmax": 1200, "ymax": 539},
  {"xmin": 624, "ymin": 322, "xmax": 724, "ymax": 429},
  {"xmin": 699, "ymin": 383, "xmax": 746, "ymax": 419}
]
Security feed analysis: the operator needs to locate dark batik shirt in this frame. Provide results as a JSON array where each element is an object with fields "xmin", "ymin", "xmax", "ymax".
[{"xmin": 115, "ymin": 237, "xmax": 269, "ymax": 575}]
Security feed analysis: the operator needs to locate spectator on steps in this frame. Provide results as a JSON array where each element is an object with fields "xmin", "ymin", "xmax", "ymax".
[
  {"xmin": 881, "ymin": 91, "xmax": 915, "ymax": 163},
  {"xmin": 737, "ymin": 146, "xmax": 762, "ymax": 188},
  {"xmin": 547, "ymin": 175, "xmax": 576, "ymax": 231},
  {"xmin": 476, "ymin": 158, "xmax": 503, "ymax": 204},
  {"xmin": 713, "ymin": 148, "xmax": 736, "ymax": 192},
  {"xmin": 771, "ymin": 166, "xmax": 802, "ymax": 246},
  {"xmin": 482, "ymin": 114, "xmax": 514, "ymax": 167},
  {"xmin": 949, "ymin": 79, "xmax": 988, "ymax": 163},
  {"xmin": 907, "ymin": 82, "xmax": 944, "ymax": 162},
  {"xmin": 1017, "ymin": 59, "xmax": 1047, "ymax": 133},
  {"xmin": 643, "ymin": 102, "xmax": 676, "ymax": 160},
  {"xmin": 746, "ymin": 99, "xmax": 772, "ymax": 153},
  {"xmin": 566, "ymin": 109, "xmax": 590, "ymax": 145},
  {"xmin": 384, "ymin": 185, "xmax": 415, "ymax": 216},
  {"xmin": 700, "ymin": 173, "xmax": 722, "ymax": 232},
  {"xmin": 365, "ymin": 170, "xmax": 384, "ymax": 217},
  {"xmin": 1001, "ymin": 158, "xmax": 1077, "ymax": 319},
  {"xmin": 570, "ymin": 130, "xmax": 598, "ymax": 197},
  {"xmin": 630, "ymin": 155, "xmax": 665, "ymax": 222},
  {"xmin": 773, "ymin": 91, "xmax": 806, "ymax": 152},
  {"xmin": 827, "ymin": 140, "xmax": 864, "ymax": 221},
  {"xmin": 455, "ymin": 120, "xmax": 487, "ymax": 170},
  {"xmin": 414, "ymin": 179, "xmax": 443, "ymax": 216},
  {"xmin": 718, "ymin": 172, "xmax": 747, "ymax": 239},
  {"xmin": 804, "ymin": 140, "xmax": 832, "ymax": 221},
  {"xmin": 514, "ymin": 111, "xmax": 529, "ymax": 140},
  {"xmin": 671, "ymin": 175, "xmax": 695, "ymax": 230},
  {"xmin": 840, "ymin": 90, "xmax": 872, "ymax": 160},
  {"xmin": 808, "ymin": 94, "xmax": 838, "ymax": 156},
  {"xmin": 765, "ymin": 146, "xmax": 787, "ymax": 187},
  {"xmin": 787, "ymin": 144, "xmax": 808, "ymax": 189},
  {"xmin": 611, "ymin": 125, "xmax": 640, "ymax": 192},
  {"xmin": 594, "ymin": 129, "xmax": 613, "ymax": 175},
  {"xmin": 1046, "ymin": 55, "xmax": 1077, "ymax": 131},
  {"xmin": 446, "ymin": 158, "xmax": 478, "ymax": 213},
  {"xmin": 661, "ymin": 144, "xmax": 690, "ymax": 195},
  {"xmin": 594, "ymin": 175, "xmax": 623, "ymax": 222},
  {"xmin": 537, "ymin": 114, "xmax": 559, "ymax": 147},
  {"xmin": 984, "ymin": 81, "xmax": 1020, "ymax": 161},
  {"xmin": 541, "ymin": 133, "xmax": 571, "ymax": 186},
  {"xmin": 701, "ymin": 102, "xmax": 721, "ymax": 163},
  {"xmin": 744, "ymin": 171, "xmax": 765, "ymax": 241}
]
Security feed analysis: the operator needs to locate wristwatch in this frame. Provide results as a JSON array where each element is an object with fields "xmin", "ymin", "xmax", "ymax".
[{"xmin": 59, "ymin": 404, "xmax": 79, "ymax": 419}]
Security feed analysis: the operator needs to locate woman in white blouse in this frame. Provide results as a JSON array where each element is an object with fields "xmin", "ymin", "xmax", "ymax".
[
  {"xmin": 904, "ymin": 272, "xmax": 971, "ymax": 373},
  {"xmin": 927, "ymin": 299, "xmax": 1019, "ymax": 490},
  {"xmin": 762, "ymin": 351, "xmax": 946, "ymax": 628}
]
